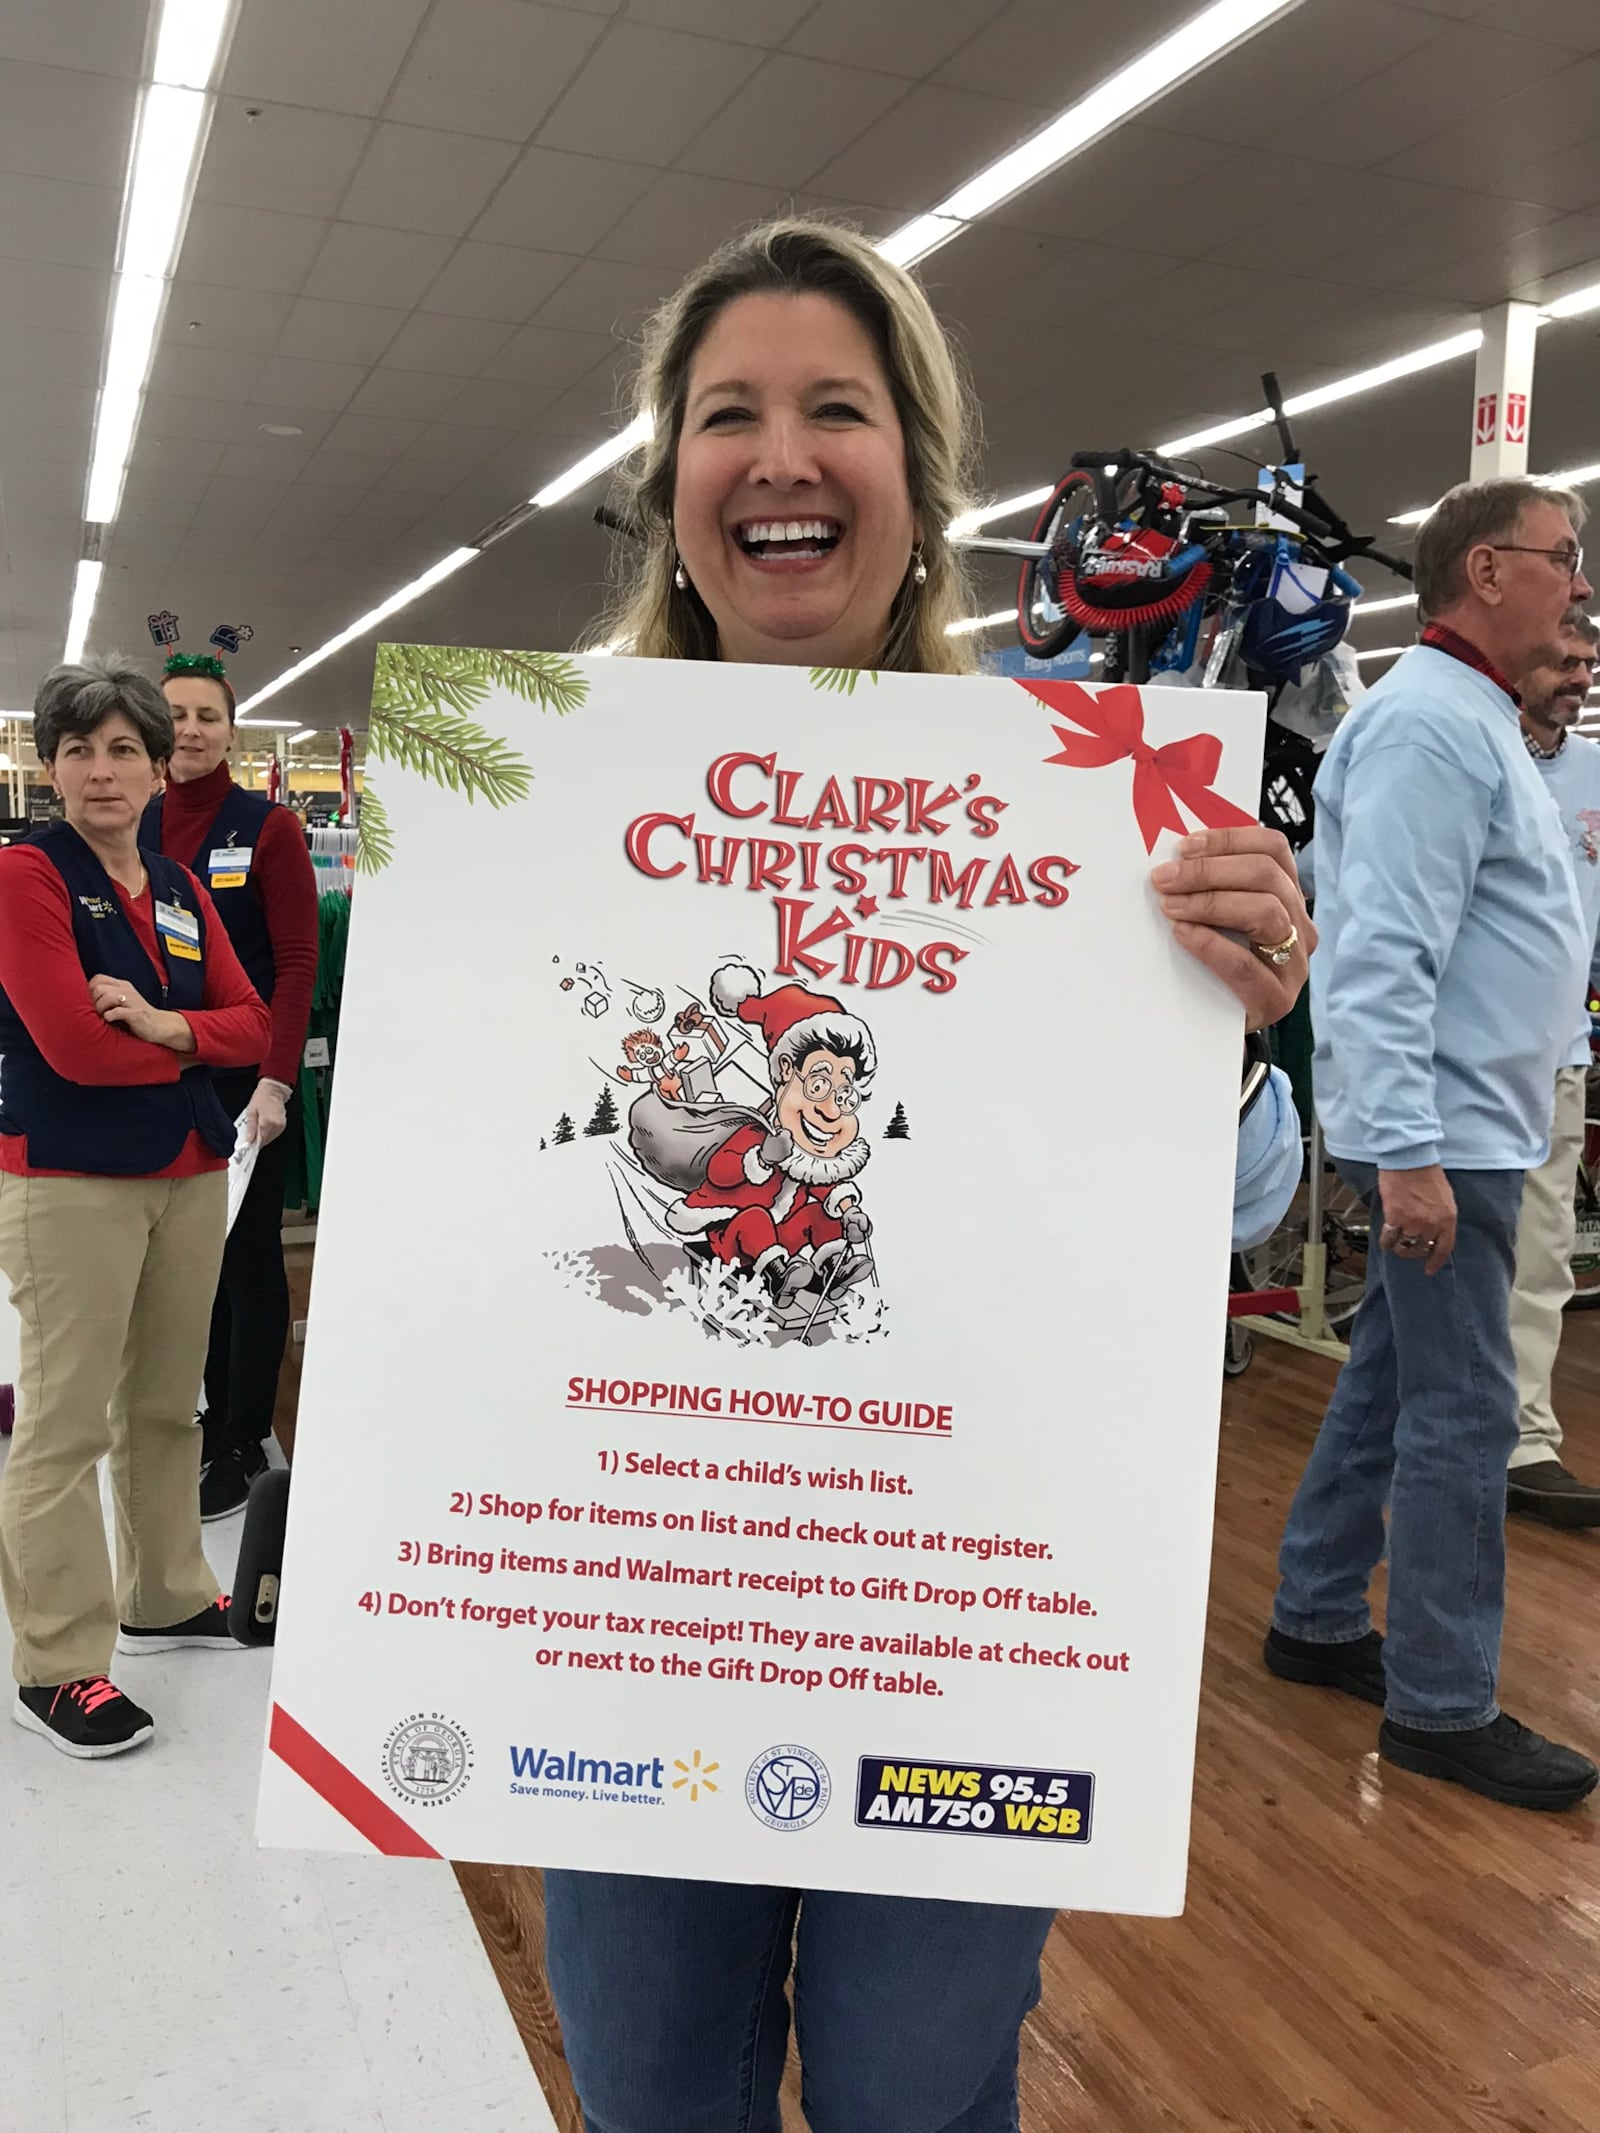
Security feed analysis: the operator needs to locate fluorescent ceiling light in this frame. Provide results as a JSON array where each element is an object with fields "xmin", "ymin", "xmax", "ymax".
[
  {"xmin": 1545, "ymin": 277, "xmax": 1600, "ymax": 321},
  {"xmin": 1355, "ymin": 645, "xmax": 1407, "ymax": 662},
  {"xmin": 532, "ymin": 413, "xmax": 652, "ymax": 510},
  {"xmin": 286, "ymin": 729, "xmax": 315, "ymax": 745},
  {"xmin": 1160, "ymin": 329, "xmax": 1484, "ymax": 456},
  {"xmin": 235, "ymin": 547, "xmax": 479, "ymax": 714},
  {"xmin": 947, "ymin": 487, "xmax": 1055, "ymax": 539},
  {"xmin": 879, "ymin": 0, "xmax": 1301, "ymax": 269},
  {"xmin": 64, "ymin": 560, "xmax": 103, "ymax": 665},
  {"xmin": 946, "ymin": 610, "xmax": 1016, "ymax": 636},
  {"xmin": 153, "ymin": 0, "xmax": 231, "ymax": 87},
  {"xmin": 1390, "ymin": 457, "xmax": 1600, "ymax": 527},
  {"xmin": 1351, "ymin": 593, "xmax": 1416, "ymax": 617}
]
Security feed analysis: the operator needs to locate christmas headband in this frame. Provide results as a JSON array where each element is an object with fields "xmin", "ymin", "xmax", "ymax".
[{"xmin": 163, "ymin": 651, "xmax": 229, "ymax": 683}]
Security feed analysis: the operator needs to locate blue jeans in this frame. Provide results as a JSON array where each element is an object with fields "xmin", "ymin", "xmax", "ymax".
[
  {"xmin": 1273, "ymin": 1162, "xmax": 1524, "ymax": 1731},
  {"xmin": 544, "ymin": 1870, "xmax": 1056, "ymax": 2133}
]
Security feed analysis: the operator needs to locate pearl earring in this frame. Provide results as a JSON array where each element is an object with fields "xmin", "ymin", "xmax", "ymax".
[
  {"xmin": 911, "ymin": 546, "xmax": 928, "ymax": 587},
  {"xmin": 673, "ymin": 560, "xmax": 688, "ymax": 591}
]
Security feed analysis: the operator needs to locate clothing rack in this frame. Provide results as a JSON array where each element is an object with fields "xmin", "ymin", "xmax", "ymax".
[{"xmin": 306, "ymin": 824, "xmax": 356, "ymax": 896}]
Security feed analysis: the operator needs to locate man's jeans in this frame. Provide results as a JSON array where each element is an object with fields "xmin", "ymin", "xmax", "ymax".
[
  {"xmin": 1273, "ymin": 1163, "xmax": 1525, "ymax": 1732},
  {"xmin": 544, "ymin": 1869, "xmax": 1056, "ymax": 2133}
]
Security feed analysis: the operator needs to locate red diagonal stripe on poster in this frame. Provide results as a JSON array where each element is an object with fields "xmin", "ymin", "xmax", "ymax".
[
  {"xmin": 269, "ymin": 1703, "xmax": 442, "ymax": 1859},
  {"xmin": 1017, "ymin": 679, "xmax": 1255, "ymax": 853}
]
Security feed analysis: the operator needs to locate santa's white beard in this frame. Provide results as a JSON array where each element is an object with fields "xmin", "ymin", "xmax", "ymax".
[{"xmin": 782, "ymin": 1137, "xmax": 870, "ymax": 1190}]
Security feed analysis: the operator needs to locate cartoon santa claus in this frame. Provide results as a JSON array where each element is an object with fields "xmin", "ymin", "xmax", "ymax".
[{"xmin": 665, "ymin": 963, "xmax": 876, "ymax": 1307}]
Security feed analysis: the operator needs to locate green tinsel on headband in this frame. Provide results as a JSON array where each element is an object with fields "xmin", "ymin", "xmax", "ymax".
[{"xmin": 164, "ymin": 651, "xmax": 228, "ymax": 682}]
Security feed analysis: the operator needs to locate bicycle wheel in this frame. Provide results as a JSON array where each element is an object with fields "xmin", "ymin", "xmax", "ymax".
[{"xmin": 1016, "ymin": 470, "xmax": 1096, "ymax": 660}]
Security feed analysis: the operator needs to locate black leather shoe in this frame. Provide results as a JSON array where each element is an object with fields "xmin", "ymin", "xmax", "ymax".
[
  {"xmin": 1379, "ymin": 1712, "xmax": 1598, "ymax": 1811},
  {"xmin": 1506, "ymin": 1459, "xmax": 1600, "ymax": 1529},
  {"xmin": 1263, "ymin": 1626, "xmax": 1386, "ymax": 1706}
]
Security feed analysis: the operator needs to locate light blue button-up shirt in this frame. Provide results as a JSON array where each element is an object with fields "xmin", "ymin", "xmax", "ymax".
[
  {"xmin": 1531, "ymin": 730, "xmax": 1600, "ymax": 1067},
  {"xmin": 1311, "ymin": 643, "xmax": 1587, "ymax": 1171}
]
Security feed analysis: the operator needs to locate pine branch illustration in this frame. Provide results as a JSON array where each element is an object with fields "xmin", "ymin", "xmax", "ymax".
[
  {"xmin": 371, "ymin": 642, "xmax": 489, "ymax": 722},
  {"xmin": 808, "ymin": 666, "xmax": 879, "ymax": 695},
  {"xmin": 368, "ymin": 706, "xmax": 533, "ymax": 807},
  {"xmin": 354, "ymin": 783, "xmax": 394, "ymax": 875},
  {"xmin": 479, "ymin": 648, "xmax": 589, "ymax": 715}
]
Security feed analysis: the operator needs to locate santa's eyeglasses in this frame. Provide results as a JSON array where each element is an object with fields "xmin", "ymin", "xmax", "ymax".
[{"xmin": 801, "ymin": 1069, "xmax": 860, "ymax": 1110}]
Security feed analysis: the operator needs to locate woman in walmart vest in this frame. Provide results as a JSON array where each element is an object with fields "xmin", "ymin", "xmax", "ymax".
[
  {"xmin": 149, "ymin": 653, "xmax": 318, "ymax": 1521},
  {"xmin": 0, "ymin": 657, "xmax": 270, "ymax": 1761}
]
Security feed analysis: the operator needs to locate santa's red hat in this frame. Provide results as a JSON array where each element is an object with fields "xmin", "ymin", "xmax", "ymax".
[{"xmin": 708, "ymin": 963, "xmax": 876, "ymax": 1087}]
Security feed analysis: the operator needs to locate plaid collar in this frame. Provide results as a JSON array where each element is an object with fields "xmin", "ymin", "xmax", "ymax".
[
  {"xmin": 1419, "ymin": 621, "xmax": 1521, "ymax": 708},
  {"xmin": 1523, "ymin": 725, "xmax": 1567, "ymax": 761}
]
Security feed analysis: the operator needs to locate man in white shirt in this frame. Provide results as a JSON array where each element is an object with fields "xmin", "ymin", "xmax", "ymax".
[{"xmin": 1508, "ymin": 608, "xmax": 1600, "ymax": 1527}]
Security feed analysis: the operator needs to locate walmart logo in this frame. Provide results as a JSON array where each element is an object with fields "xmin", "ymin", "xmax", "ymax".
[{"xmin": 672, "ymin": 1750, "xmax": 720, "ymax": 1802}]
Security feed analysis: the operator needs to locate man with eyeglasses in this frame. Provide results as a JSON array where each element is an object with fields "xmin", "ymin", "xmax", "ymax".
[
  {"xmin": 1506, "ymin": 607, "xmax": 1600, "ymax": 1527},
  {"xmin": 1266, "ymin": 478, "xmax": 1597, "ymax": 1811}
]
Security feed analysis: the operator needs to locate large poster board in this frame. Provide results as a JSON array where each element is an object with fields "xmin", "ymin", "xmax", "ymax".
[{"xmin": 258, "ymin": 650, "xmax": 1263, "ymax": 1915}]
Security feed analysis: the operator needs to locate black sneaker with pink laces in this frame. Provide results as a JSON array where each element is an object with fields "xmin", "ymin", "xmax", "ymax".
[
  {"xmin": 116, "ymin": 1595, "xmax": 241, "ymax": 1656},
  {"xmin": 13, "ymin": 1676, "xmax": 155, "ymax": 1759}
]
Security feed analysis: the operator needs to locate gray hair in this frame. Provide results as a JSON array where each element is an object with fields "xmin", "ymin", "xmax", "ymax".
[
  {"xmin": 1414, "ymin": 477, "xmax": 1586, "ymax": 617},
  {"xmin": 34, "ymin": 654, "xmax": 174, "ymax": 765}
]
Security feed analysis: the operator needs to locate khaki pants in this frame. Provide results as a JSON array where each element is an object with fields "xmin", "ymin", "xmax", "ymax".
[
  {"xmin": 0, "ymin": 1169, "xmax": 226, "ymax": 1686},
  {"xmin": 1509, "ymin": 1065, "xmax": 1588, "ymax": 1470}
]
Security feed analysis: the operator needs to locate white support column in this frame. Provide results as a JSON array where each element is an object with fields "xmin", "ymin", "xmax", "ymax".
[{"xmin": 1469, "ymin": 301, "xmax": 1539, "ymax": 479}]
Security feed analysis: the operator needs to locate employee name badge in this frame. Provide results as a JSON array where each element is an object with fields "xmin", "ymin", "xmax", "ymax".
[
  {"xmin": 155, "ymin": 898, "xmax": 202, "ymax": 961},
  {"xmin": 209, "ymin": 844, "xmax": 252, "ymax": 890}
]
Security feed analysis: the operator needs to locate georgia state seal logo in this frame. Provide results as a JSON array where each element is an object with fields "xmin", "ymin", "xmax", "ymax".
[
  {"xmin": 382, "ymin": 1713, "xmax": 474, "ymax": 1807},
  {"xmin": 745, "ymin": 1744, "xmax": 830, "ymax": 1832}
]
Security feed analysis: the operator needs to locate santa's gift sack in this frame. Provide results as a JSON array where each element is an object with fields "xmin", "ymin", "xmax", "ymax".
[{"xmin": 626, "ymin": 1086, "xmax": 767, "ymax": 1195}]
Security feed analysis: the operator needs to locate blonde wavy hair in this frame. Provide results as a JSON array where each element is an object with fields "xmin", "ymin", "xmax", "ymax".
[{"xmin": 593, "ymin": 217, "xmax": 983, "ymax": 676}]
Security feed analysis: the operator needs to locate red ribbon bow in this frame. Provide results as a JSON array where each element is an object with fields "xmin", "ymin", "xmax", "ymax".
[{"xmin": 1019, "ymin": 679, "xmax": 1254, "ymax": 853}]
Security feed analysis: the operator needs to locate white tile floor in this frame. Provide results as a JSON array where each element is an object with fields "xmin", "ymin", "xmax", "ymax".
[{"xmin": 0, "ymin": 1439, "xmax": 559, "ymax": 2133}]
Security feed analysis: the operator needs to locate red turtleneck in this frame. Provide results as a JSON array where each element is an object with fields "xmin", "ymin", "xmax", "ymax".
[{"xmin": 156, "ymin": 760, "xmax": 319, "ymax": 1087}]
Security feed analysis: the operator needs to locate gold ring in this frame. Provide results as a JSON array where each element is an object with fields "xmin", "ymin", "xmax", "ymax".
[{"xmin": 1250, "ymin": 924, "xmax": 1299, "ymax": 969}]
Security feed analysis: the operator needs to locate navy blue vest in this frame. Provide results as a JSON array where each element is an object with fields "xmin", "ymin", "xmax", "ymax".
[
  {"xmin": 142, "ymin": 780, "xmax": 277, "ymax": 1007},
  {"xmin": 0, "ymin": 823, "xmax": 236, "ymax": 1175}
]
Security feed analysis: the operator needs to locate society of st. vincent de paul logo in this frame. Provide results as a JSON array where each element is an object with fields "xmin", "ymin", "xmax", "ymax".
[
  {"xmin": 382, "ymin": 1713, "xmax": 474, "ymax": 1807},
  {"xmin": 746, "ymin": 1744, "xmax": 831, "ymax": 1832}
]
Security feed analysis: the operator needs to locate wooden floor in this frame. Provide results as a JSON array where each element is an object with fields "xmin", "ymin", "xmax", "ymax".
[{"xmin": 279, "ymin": 1264, "xmax": 1600, "ymax": 2130}]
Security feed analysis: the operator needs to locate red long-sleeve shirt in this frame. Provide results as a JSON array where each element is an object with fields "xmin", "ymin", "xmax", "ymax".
[
  {"xmin": 0, "ymin": 843, "xmax": 272, "ymax": 1178},
  {"xmin": 154, "ymin": 762, "xmax": 319, "ymax": 1086}
]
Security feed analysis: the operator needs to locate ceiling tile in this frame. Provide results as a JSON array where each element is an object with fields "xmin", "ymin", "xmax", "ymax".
[
  {"xmin": 221, "ymin": 0, "xmax": 433, "ymax": 117},
  {"xmin": 0, "ymin": 257, "xmax": 109, "ymax": 337},
  {"xmin": 627, "ymin": 0, "xmax": 810, "ymax": 40},
  {"xmin": 984, "ymin": 122, "xmax": 1238, "ymax": 242},
  {"xmin": 0, "ymin": 173, "xmax": 118, "ymax": 271},
  {"xmin": 478, "ymin": 324, "xmax": 615, "ymax": 390},
  {"xmin": 277, "ymin": 297, "xmax": 406, "ymax": 365},
  {"xmin": 471, "ymin": 145, "xmax": 656, "ymax": 252},
  {"xmin": 297, "ymin": 447, "xmax": 397, "ymax": 490},
  {"xmin": 139, "ymin": 392, "xmax": 246, "ymax": 445},
  {"xmin": 435, "ymin": 377, "xmax": 558, "ymax": 430},
  {"xmin": 230, "ymin": 403, "xmax": 337, "ymax": 448},
  {"xmin": 162, "ymin": 284, "xmax": 297, "ymax": 358},
  {"xmin": 1201, "ymin": 168, "xmax": 1459, "ymax": 277},
  {"xmin": 176, "ymin": 202, "xmax": 331, "ymax": 295},
  {"xmin": 396, "ymin": 422, "xmax": 516, "ymax": 469},
  {"xmin": 1499, "ymin": 137, "xmax": 1600, "ymax": 217},
  {"xmin": 537, "ymin": 24, "xmax": 766, "ymax": 168},
  {"xmin": 386, "ymin": 0, "xmax": 608, "ymax": 140},
  {"xmin": 806, "ymin": 83, "xmax": 1050, "ymax": 214},
  {"xmin": 278, "ymin": 482, "xmax": 377, "ymax": 516},
  {"xmin": 197, "ymin": 98, "xmax": 374, "ymax": 219},
  {"xmin": 0, "ymin": 323, "xmax": 101, "ymax": 390},
  {"xmin": 0, "ymin": 0, "xmax": 149, "ymax": 78},
  {"xmin": 1472, "ymin": 0, "xmax": 1600, "ymax": 46},
  {"xmin": 1316, "ymin": 194, "xmax": 1563, "ymax": 293},
  {"xmin": 154, "ymin": 346, "xmax": 267, "ymax": 403},
  {"xmin": 934, "ymin": 0, "xmax": 1203, "ymax": 103},
  {"xmin": 1411, "ymin": 210, "xmax": 1600, "ymax": 303},
  {"xmin": 418, "ymin": 241, "xmax": 581, "ymax": 323},
  {"xmin": 369, "ymin": 459, "xmax": 459, "ymax": 498},
  {"xmin": 0, "ymin": 60, "xmax": 134, "ymax": 188},
  {"xmin": 784, "ymin": 0, "xmax": 1012, "ymax": 78},
  {"xmin": 677, "ymin": 56, "xmax": 909, "ymax": 190},
  {"xmin": 1293, "ymin": 24, "xmax": 1575, "ymax": 172},
  {"xmin": 532, "ymin": 257, "xmax": 677, "ymax": 337},
  {"xmin": 591, "ymin": 171, "xmax": 790, "ymax": 272},
  {"xmin": 320, "ymin": 411, "xmax": 429, "ymax": 458},
  {"xmin": 339, "ymin": 124, "xmax": 520, "ymax": 238},
  {"xmin": 0, "ymin": 375, "xmax": 92, "ymax": 433},
  {"xmin": 120, "ymin": 468, "xmax": 216, "ymax": 512},
  {"xmin": 379, "ymin": 311, "xmax": 517, "ymax": 376},
  {"xmin": 347, "ymin": 369, "xmax": 469, "ymax": 420},
  {"xmin": 251, "ymin": 356, "xmax": 368, "ymax": 411},
  {"xmin": 1375, "ymin": 55, "xmax": 1600, "ymax": 189},
  {"xmin": 302, "ymin": 224, "xmax": 455, "ymax": 310},
  {"xmin": 214, "ymin": 441, "xmax": 317, "ymax": 483}
]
